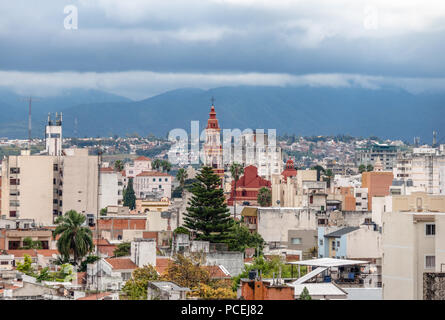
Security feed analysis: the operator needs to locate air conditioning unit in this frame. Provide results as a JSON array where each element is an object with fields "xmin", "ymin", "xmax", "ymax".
[{"xmin": 1, "ymin": 215, "xmax": 6, "ymax": 219}]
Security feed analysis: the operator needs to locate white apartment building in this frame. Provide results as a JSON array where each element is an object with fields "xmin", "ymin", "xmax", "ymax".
[
  {"xmin": 392, "ymin": 147, "xmax": 445, "ymax": 195},
  {"xmin": 1, "ymin": 148, "xmax": 98, "ymax": 225},
  {"xmin": 353, "ymin": 187, "xmax": 369, "ymax": 211},
  {"xmin": 124, "ymin": 156, "xmax": 152, "ymax": 179},
  {"xmin": 381, "ymin": 193, "xmax": 445, "ymax": 299},
  {"xmin": 99, "ymin": 168, "xmax": 124, "ymax": 209},
  {"xmin": 231, "ymin": 131, "xmax": 283, "ymax": 181},
  {"xmin": 134, "ymin": 171, "xmax": 172, "ymax": 199},
  {"xmin": 45, "ymin": 113, "xmax": 63, "ymax": 156}
]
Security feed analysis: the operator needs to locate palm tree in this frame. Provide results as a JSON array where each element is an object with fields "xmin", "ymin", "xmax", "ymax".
[
  {"xmin": 176, "ymin": 168, "xmax": 188, "ymax": 188},
  {"xmin": 257, "ymin": 187, "xmax": 272, "ymax": 207},
  {"xmin": 162, "ymin": 160, "xmax": 172, "ymax": 173},
  {"xmin": 114, "ymin": 160, "xmax": 124, "ymax": 172},
  {"xmin": 230, "ymin": 163, "xmax": 244, "ymax": 220},
  {"xmin": 53, "ymin": 210, "xmax": 94, "ymax": 266},
  {"xmin": 152, "ymin": 159, "xmax": 162, "ymax": 171}
]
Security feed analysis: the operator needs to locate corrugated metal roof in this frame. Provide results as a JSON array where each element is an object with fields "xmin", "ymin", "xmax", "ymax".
[
  {"xmin": 290, "ymin": 283, "xmax": 347, "ymax": 297},
  {"xmin": 287, "ymin": 257, "xmax": 369, "ymax": 267},
  {"xmin": 292, "ymin": 267, "xmax": 328, "ymax": 284},
  {"xmin": 241, "ymin": 207, "xmax": 258, "ymax": 217},
  {"xmin": 324, "ymin": 226, "xmax": 359, "ymax": 238}
]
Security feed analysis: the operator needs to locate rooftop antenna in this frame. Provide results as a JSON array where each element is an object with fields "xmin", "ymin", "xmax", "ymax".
[
  {"xmin": 18, "ymin": 96, "xmax": 41, "ymax": 150},
  {"xmin": 211, "ymin": 96, "xmax": 215, "ymax": 106},
  {"xmin": 433, "ymin": 131, "xmax": 437, "ymax": 148},
  {"xmin": 74, "ymin": 117, "xmax": 78, "ymax": 138},
  {"xmin": 96, "ymin": 141, "xmax": 102, "ymax": 300}
]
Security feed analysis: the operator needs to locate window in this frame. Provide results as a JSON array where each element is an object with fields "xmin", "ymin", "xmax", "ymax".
[
  {"xmin": 291, "ymin": 238, "xmax": 302, "ymax": 245},
  {"xmin": 337, "ymin": 241, "xmax": 340, "ymax": 247},
  {"xmin": 319, "ymin": 239, "xmax": 323, "ymax": 246},
  {"xmin": 332, "ymin": 241, "xmax": 336, "ymax": 249},
  {"xmin": 165, "ymin": 178, "xmax": 168, "ymax": 182},
  {"xmin": 10, "ymin": 167, "xmax": 20, "ymax": 174},
  {"xmin": 425, "ymin": 255, "xmax": 435, "ymax": 269},
  {"xmin": 426, "ymin": 224, "xmax": 435, "ymax": 236},
  {"xmin": 159, "ymin": 178, "xmax": 162, "ymax": 182},
  {"xmin": 53, "ymin": 164, "xmax": 58, "ymax": 171},
  {"xmin": 10, "ymin": 178, "xmax": 20, "ymax": 185},
  {"xmin": 153, "ymin": 178, "xmax": 156, "ymax": 182},
  {"xmin": 0, "ymin": 261, "xmax": 9, "ymax": 265}
]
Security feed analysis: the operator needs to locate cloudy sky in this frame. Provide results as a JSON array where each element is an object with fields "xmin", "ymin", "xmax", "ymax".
[{"xmin": 1, "ymin": 0, "xmax": 445, "ymax": 99}]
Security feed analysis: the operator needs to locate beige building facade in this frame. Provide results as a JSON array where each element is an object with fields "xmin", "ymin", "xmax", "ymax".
[
  {"xmin": 1, "ymin": 148, "xmax": 98, "ymax": 225},
  {"xmin": 381, "ymin": 193, "xmax": 445, "ymax": 299}
]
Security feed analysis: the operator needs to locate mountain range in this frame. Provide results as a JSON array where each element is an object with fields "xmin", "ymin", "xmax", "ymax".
[{"xmin": 0, "ymin": 86, "xmax": 443, "ymax": 143}]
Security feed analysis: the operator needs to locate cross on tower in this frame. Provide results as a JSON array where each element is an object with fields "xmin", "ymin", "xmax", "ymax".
[{"xmin": 211, "ymin": 96, "xmax": 215, "ymax": 105}]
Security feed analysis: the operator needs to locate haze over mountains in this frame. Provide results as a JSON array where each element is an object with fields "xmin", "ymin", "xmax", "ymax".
[{"xmin": 0, "ymin": 86, "xmax": 443, "ymax": 143}]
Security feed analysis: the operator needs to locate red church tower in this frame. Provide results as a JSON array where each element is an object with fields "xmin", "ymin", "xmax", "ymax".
[
  {"xmin": 281, "ymin": 159, "xmax": 298, "ymax": 182},
  {"xmin": 203, "ymin": 100, "xmax": 224, "ymax": 182}
]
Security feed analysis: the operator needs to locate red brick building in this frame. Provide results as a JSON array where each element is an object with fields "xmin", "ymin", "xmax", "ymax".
[
  {"xmin": 228, "ymin": 166, "xmax": 271, "ymax": 206},
  {"xmin": 241, "ymin": 280, "xmax": 294, "ymax": 300}
]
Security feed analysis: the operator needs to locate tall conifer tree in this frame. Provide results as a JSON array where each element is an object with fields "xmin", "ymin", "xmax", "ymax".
[
  {"xmin": 184, "ymin": 166, "xmax": 233, "ymax": 242},
  {"xmin": 123, "ymin": 178, "xmax": 136, "ymax": 210}
]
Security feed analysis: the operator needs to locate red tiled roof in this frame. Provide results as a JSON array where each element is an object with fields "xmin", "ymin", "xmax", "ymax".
[
  {"xmin": 36, "ymin": 249, "xmax": 59, "ymax": 257},
  {"xmin": 105, "ymin": 257, "xmax": 137, "ymax": 270},
  {"xmin": 136, "ymin": 171, "xmax": 171, "ymax": 177},
  {"xmin": 6, "ymin": 250, "xmax": 37, "ymax": 257},
  {"xmin": 155, "ymin": 257, "xmax": 171, "ymax": 275},
  {"xmin": 121, "ymin": 170, "xmax": 126, "ymax": 177},
  {"xmin": 203, "ymin": 265, "xmax": 231, "ymax": 279},
  {"xmin": 77, "ymin": 292, "xmax": 113, "ymax": 300},
  {"xmin": 135, "ymin": 156, "xmax": 151, "ymax": 161},
  {"xmin": 100, "ymin": 167, "xmax": 115, "ymax": 173},
  {"xmin": 93, "ymin": 238, "xmax": 111, "ymax": 246},
  {"xmin": 98, "ymin": 245, "xmax": 117, "ymax": 257}
]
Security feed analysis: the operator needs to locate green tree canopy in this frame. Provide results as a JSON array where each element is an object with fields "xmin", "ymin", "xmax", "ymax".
[
  {"xmin": 183, "ymin": 166, "xmax": 233, "ymax": 242},
  {"xmin": 299, "ymin": 286, "xmax": 312, "ymax": 300},
  {"xmin": 114, "ymin": 160, "xmax": 124, "ymax": 172},
  {"xmin": 53, "ymin": 210, "xmax": 94, "ymax": 266},
  {"xmin": 123, "ymin": 178, "xmax": 136, "ymax": 210},
  {"xmin": 257, "ymin": 187, "xmax": 272, "ymax": 207},
  {"xmin": 230, "ymin": 163, "xmax": 244, "ymax": 219},
  {"xmin": 226, "ymin": 221, "xmax": 265, "ymax": 254},
  {"xmin": 176, "ymin": 168, "xmax": 188, "ymax": 188},
  {"xmin": 113, "ymin": 242, "xmax": 131, "ymax": 257},
  {"xmin": 122, "ymin": 265, "xmax": 159, "ymax": 300}
]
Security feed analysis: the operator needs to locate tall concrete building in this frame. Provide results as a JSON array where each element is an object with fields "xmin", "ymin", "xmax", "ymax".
[
  {"xmin": 1, "ymin": 115, "xmax": 99, "ymax": 225},
  {"xmin": 361, "ymin": 160, "xmax": 393, "ymax": 210},
  {"xmin": 1, "ymin": 148, "xmax": 98, "ymax": 225},
  {"xmin": 392, "ymin": 147, "xmax": 445, "ymax": 195},
  {"xmin": 99, "ymin": 167, "xmax": 124, "ymax": 209},
  {"xmin": 381, "ymin": 193, "xmax": 445, "ymax": 299},
  {"xmin": 356, "ymin": 143, "xmax": 398, "ymax": 171},
  {"xmin": 45, "ymin": 113, "xmax": 63, "ymax": 156}
]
